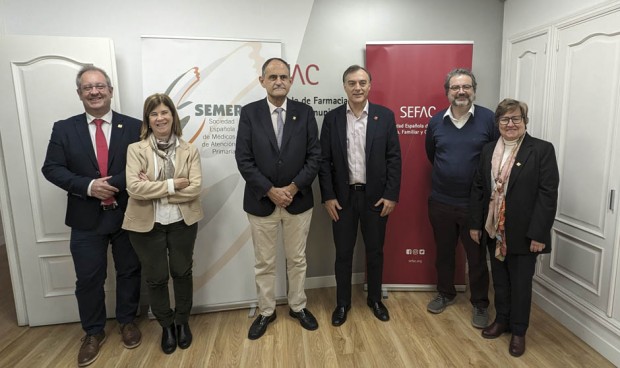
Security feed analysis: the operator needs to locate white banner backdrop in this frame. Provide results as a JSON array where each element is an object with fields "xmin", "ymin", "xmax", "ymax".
[{"xmin": 141, "ymin": 36, "xmax": 284, "ymax": 312}]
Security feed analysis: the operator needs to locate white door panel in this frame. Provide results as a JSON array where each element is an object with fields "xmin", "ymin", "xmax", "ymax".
[
  {"xmin": 504, "ymin": 30, "xmax": 549, "ymax": 139},
  {"xmin": 0, "ymin": 35, "xmax": 120, "ymax": 325},
  {"xmin": 541, "ymin": 11, "xmax": 620, "ymax": 314}
]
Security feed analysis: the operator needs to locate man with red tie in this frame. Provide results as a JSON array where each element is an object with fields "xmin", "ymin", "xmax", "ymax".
[{"xmin": 42, "ymin": 66, "xmax": 142, "ymax": 367}]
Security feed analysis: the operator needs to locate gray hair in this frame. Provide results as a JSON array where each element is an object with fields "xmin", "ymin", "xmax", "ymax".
[
  {"xmin": 76, "ymin": 65, "xmax": 112, "ymax": 89},
  {"xmin": 443, "ymin": 68, "xmax": 477, "ymax": 95},
  {"xmin": 342, "ymin": 65, "xmax": 372, "ymax": 83},
  {"xmin": 261, "ymin": 58, "xmax": 291, "ymax": 77}
]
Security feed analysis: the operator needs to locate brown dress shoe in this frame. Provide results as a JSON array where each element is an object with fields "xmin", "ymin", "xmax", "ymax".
[
  {"xmin": 120, "ymin": 322, "xmax": 142, "ymax": 349},
  {"xmin": 77, "ymin": 331, "xmax": 106, "ymax": 367},
  {"xmin": 482, "ymin": 321, "xmax": 508, "ymax": 339},
  {"xmin": 509, "ymin": 335, "xmax": 526, "ymax": 357}
]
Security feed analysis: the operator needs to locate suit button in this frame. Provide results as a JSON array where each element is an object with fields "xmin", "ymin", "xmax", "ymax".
[
  {"xmin": 277, "ymin": 160, "xmax": 283, "ymax": 165},
  {"xmin": 96, "ymin": 171, "xmax": 101, "ymax": 176}
]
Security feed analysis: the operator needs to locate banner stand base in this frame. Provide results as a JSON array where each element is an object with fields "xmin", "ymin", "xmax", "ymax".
[{"xmin": 363, "ymin": 283, "xmax": 467, "ymax": 299}]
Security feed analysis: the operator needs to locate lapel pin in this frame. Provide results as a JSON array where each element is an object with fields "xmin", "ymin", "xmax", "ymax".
[
  {"xmin": 516, "ymin": 162, "xmax": 521, "ymax": 166},
  {"xmin": 374, "ymin": 116, "xmax": 378, "ymax": 120},
  {"xmin": 292, "ymin": 116, "xmax": 297, "ymax": 121},
  {"xmin": 117, "ymin": 124, "xmax": 123, "ymax": 128}
]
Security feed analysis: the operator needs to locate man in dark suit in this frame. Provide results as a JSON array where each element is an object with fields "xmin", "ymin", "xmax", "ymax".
[
  {"xmin": 319, "ymin": 65, "xmax": 402, "ymax": 326},
  {"xmin": 42, "ymin": 66, "xmax": 142, "ymax": 367},
  {"xmin": 235, "ymin": 58, "xmax": 321, "ymax": 340}
]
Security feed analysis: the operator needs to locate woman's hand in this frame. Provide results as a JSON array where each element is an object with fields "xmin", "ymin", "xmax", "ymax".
[
  {"xmin": 138, "ymin": 171, "xmax": 149, "ymax": 182},
  {"xmin": 530, "ymin": 240, "xmax": 546, "ymax": 252},
  {"xmin": 470, "ymin": 229, "xmax": 482, "ymax": 244},
  {"xmin": 174, "ymin": 178, "xmax": 190, "ymax": 190}
]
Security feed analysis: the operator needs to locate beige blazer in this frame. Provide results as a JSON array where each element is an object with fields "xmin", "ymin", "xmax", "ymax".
[{"xmin": 122, "ymin": 138, "xmax": 204, "ymax": 232}]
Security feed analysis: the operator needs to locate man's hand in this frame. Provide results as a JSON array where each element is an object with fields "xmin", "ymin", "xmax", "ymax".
[
  {"xmin": 284, "ymin": 182, "xmax": 299, "ymax": 198},
  {"xmin": 375, "ymin": 198, "xmax": 396, "ymax": 217},
  {"xmin": 324, "ymin": 199, "xmax": 342, "ymax": 222},
  {"xmin": 470, "ymin": 230, "xmax": 482, "ymax": 245},
  {"xmin": 91, "ymin": 176, "xmax": 119, "ymax": 200},
  {"xmin": 267, "ymin": 187, "xmax": 293, "ymax": 208}
]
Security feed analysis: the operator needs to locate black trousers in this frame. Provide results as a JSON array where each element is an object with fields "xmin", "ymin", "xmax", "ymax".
[
  {"xmin": 129, "ymin": 221, "xmax": 197, "ymax": 327},
  {"xmin": 333, "ymin": 189, "xmax": 387, "ymax": 306},
  {"xmin": 70, "ymin": 211, "xmax": 141, "ymax": 335},
  {"xmin": 428, "ymin": 198, "xmax": 489, "ymax": 307},
  {"xmin": 490, "ymin": 250, "xmax": 537, "ymax": 336}
]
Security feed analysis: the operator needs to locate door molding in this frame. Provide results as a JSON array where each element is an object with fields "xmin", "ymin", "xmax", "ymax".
[{"xmin": 0, "ymin": 136, "xmax": 28, "ymax": 325}]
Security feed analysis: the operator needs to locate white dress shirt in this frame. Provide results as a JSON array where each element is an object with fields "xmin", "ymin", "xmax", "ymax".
[
  {"xmin": 346, "ymin": 102, "xmax": 369, "ymax": 184},
  {"xmin": 444, "ymin": 104, "xmax": 476, "ymax": 129}
]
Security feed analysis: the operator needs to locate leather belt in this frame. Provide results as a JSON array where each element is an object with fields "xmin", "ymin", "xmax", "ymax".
[
  {"xmin": 101, "ymin": 203, "xmax": 118, "ymax": 211},
  {"xmin": 349, "ymin": 183, "xmax": 366, "ymax": 191}
]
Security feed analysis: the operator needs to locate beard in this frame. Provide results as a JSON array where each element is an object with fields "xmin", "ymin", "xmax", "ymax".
[{"xmin": 451, "ymin": 94, "xmax": 473, "ymax": 107}]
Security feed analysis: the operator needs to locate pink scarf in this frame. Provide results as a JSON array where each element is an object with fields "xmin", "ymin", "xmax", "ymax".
[{"xmin": 485, "ymin": 137, "xmax": 523, "ymax": 261}]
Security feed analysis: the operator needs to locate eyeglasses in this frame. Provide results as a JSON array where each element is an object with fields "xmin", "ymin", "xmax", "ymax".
[
  {"xmin": 449, "ymin": 84, "xmax": 473, "ymax": 92},
  {"xmin": 80, "ymin": 84, "xmax": 108, "ymax": 92},
  {"xmin": 498, "ymin": 116, "xmax": 523, "ymax": 125}
]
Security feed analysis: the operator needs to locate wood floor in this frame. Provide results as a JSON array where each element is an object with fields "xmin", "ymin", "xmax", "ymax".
[{"xmin": 0, "ymin": 245, "xmax": 614, "ymax": 367}]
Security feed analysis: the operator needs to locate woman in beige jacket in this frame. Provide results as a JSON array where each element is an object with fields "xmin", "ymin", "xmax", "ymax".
[{"xmin": 122, "ymin": 93, "xmax": 203, "ymax": 354}]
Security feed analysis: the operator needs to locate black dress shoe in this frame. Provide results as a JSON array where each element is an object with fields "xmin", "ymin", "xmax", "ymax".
[
  {"xmin": 289, "ymin": 308, "xmax": 319, "ymax": 330},
  {"xmin": 509, "ymin": 335, "xmax": 526, "ymax": 357},
  {"xmin": 248, "ymin": 311, "xmax": 277, "ymax": 340},
  {"xmin": 331, "ymin": 305, "xmax": 351, "ymax": 326},
  {"xmin": 176, "ymin": 322, "xmax": 192, "ymax": 349},
  {"xmin": 482, "ymin": 321, "xmax": 509, "ymax": 339},
  {"xmin": 161, "ymin": 324, "xmax": 177, "ymax": 354},
  {"xmin": 367, "ymin": 300, "xmax": 390, "ymax": 321}
]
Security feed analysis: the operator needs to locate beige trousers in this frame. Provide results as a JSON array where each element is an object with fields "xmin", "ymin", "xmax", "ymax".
[{"xmin": 247, "ymin": 207, "xmax": 313, "ymax": 316}]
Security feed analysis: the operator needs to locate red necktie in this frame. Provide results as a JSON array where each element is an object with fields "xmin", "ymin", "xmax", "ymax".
[{"xmin": 93, "ymin": 119, "xmax": 114, "ymax": 205}]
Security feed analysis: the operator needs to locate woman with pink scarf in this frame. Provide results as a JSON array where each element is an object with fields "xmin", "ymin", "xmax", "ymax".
[{"xmin": 469, "ymin": 98, "xmax": 559, "ymax": 357}]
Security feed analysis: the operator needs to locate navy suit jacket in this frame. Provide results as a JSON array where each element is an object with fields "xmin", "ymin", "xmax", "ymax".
[
  {"xmin": 469, "ymin": 133, "xmax": 559, "ymax": 254},
  {"xmin": 235, "ymin": 98, "xmax": 321, "ymax": 216},
  {"xmin": 319, "ymin": 102, "xmax": 402, "ymax": 210},
  {"xmin": 42, "ymin": 111, "xmax": 141, "ymax": 230}
]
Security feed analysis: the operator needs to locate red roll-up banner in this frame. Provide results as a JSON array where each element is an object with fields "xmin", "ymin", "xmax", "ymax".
[{"xmin": 366, "ymin": 42, "xmax": 473, "ymax": 289}]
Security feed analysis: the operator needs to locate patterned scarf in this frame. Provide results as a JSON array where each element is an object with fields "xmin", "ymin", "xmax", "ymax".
[
  {"xmin": 149, "ymin": 133, "xmax": 177, "ymax": 181},
  {"xmin": 485, "ymin": 136, "xmax": 523, "ymax": 261}
]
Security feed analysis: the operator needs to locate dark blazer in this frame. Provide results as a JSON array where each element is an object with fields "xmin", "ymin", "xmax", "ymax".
[
  {"xmin": 469, "ymin": 133, "xmax": 559, "ymax": 254},
  {"xmin": 319, "ymin": 102, "xmax": 401, "ymax": 209},
  {"xmin": 235, "ymin": 98, "xmax": 321, "ymax": 217},
  {"xmin": 42, "ymin": 111, "xmax": 141, "ymax": 230}
]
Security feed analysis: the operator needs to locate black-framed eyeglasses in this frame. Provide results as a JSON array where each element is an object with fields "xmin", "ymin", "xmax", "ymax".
[
  {"xmin": 498, "ymin": 116, "xmax": 523, "ymax": 125},
  {"xmin": 449, "ymin": 84, "xmax": 472, "ymax": 92},
  {"xmin": 80, "ymin": 84, "xmax": 108, "ymax": 92}
]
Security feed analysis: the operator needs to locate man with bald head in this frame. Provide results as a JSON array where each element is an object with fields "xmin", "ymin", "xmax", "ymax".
[{"xmin": 235, "ymin": 57, "xmax": 321, "ymax": 340}]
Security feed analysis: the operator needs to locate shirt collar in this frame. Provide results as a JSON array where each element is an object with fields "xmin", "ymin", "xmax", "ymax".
[
  {"xmin": 266, "ymin": 98, "xmax": 288, "ymax": 114},
  {"xmin": 346, "ymin": 101, "xmax": 369, "ymax": 116},
  {"xmin": 86, "ymin": 110, "xmax": 113, "ymax": 125},
  {"xmin": 444, "ymin": 104, "xmax": 475, "ymax": 120}
]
